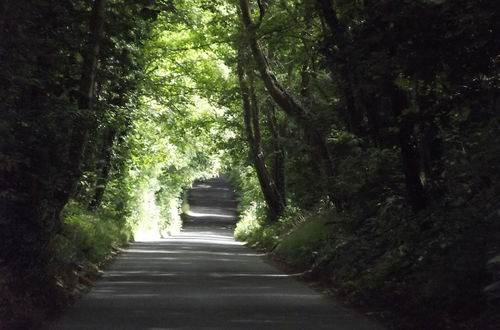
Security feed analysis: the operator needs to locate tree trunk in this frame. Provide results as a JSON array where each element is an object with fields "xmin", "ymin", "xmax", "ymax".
[
  {"xmin": 385, "ymin": 81, "xmax": 427, "ymax": 212},
  {"xmin": 64, "ymin": 0, "xmax": 107, "ymax": 204},
  {"xmin": 89, "ymin": 127, "xmax": 116, "ymax": 210},
  {"xmin": 237, "ymin": 50, "xmax": 284, "ymax": 222},
  {"xmin": 315, "ymin": 0, "xmax": 341, "ymax": 34},
  {"xmin": 79, "ymin": 0, "xmax": 107, "ymax": 110},
  {"xmin": 265, "ymin": 101, "xmax": 286, "ymax": 207},
  {"xmin": 238, "ymin": 0, "xmax": 335, "ymax": 198},
  {"xmin": 314, "ymin": 0, "xmax": 367, "ymax": 137},
  {"xmin": 239, "ymin": 0, "xmax": 308, "ymax": 122},
  {"xmin": 314, "ymin": 0, "xmax": 426, "ymax": 211}
]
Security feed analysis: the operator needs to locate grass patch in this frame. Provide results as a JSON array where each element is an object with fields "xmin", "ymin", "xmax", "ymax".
[
  {"xmin": 46, "ymin": 200, "xmax": 133, "ymax": 304},
  {"xmin": 273, "ymin": 214, "xmax": 331, "ymax": 269},
  {"xmin": 234, "ymin": 203, "xmax": 280, "ymax": 250},
  {"xmin": 55, "ymin": 200, "xmax": 131, "ymax": 266},
  {"xmin": 235, "ymin": 204, "xmax": 334, "ymax": 270}
]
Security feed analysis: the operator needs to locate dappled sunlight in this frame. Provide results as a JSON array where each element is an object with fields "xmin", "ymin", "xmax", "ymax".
[
  {"xmin": 102, "ymin": 271, "xmax": 290, "ymax": 279},
  {"xmin": 191, "ymin": 184, "xmax": 230, "ymax": 191},
  {"xmin": 50, "ymin": 178, "xmax": 383, "ymax": 330},
  {"xmin": 133, "ymin": 230, "xmax": 162, "ymax": 242},
  {"xmin": 207, "ymin": 273, "xmax": 290, "ymax": 278},
  {"xmin": 131, "ymin": 232, "xmax": 242, "ymax": 246},
  {"xmin": 192, "ymin": 184, "xmax": 212, "ymax": 189},
  {"xmin": 50, "ymin": 175, "xmax": 384, "ymax": 330},
  {"xmin": 123, "ymin": 249, "xmax": 252, "ymax": 256},
  {"xmin": 125, "ymin": 249, "xmax": 180, "ymax": 254},
  {"xmin": 166, "ymin": 236, "xmax": 243, "ymax": 245},
  {"xmin": 187, "ymin": 210, "xmax": 234, "ymax": 219},
  {"xmin": 120, "ymin": 249, "xmax": 260, "ymax": 259},
  {"xmin": 104, "ymin": 272, "xmax": 178, "ymax": 278},
  {"xmin": 169, "ymin": 231, "xmax": 241, "ymax": 242}
]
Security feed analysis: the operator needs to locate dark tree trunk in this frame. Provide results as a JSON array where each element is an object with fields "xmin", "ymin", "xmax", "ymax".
[
  {"xmin": 414, "ymin": 81, "xmax": 446, "ymax": 200},
  {"xmin": 314, "ymin": 0, "xmax": 366, "ymax": 137},
  {"xmin": 89, "ymin": 127, "xmax": 117, "ymax": 210},
  {"xmin": 238, "ymin": 0, "xmax": 336, "ymax": 202},
  {"xmin": 314, "ymin": 0, "xmax": 427, "ymax": 211},
  {"xmin": 386, "ymin": 81, "xmax": 427, "ymax": 212},
  {"xmin": 79, "ymin": 0, "xmax": 106, "ymax": 111},
  {"xmin": 265, "ymin": 102, "xmax": 286, "ymax": 207},
  {"xmin": 316, "ymin": 0, "xmax": 341, "ymax": 33},
  {"xmin": 63, "ymin": 0, "xmax": 107, "ymax": 206},
  {"xmin": 1, "ymin": 0, "xmax": 108, "ymax": 281},
  {"xmin": 239, "ymin": 0, "xmax": 309, "ymax": 123},
  {"xmin": 343, "ymin": 75, "xmax": 367, "ymax": 136},
  {"xmin": 237, "ymin": 50, "xmax": 285, "ymax": 222},
  {"xmin": 399, "ymin": 126, "xmax": 427, "ymax": 212}
]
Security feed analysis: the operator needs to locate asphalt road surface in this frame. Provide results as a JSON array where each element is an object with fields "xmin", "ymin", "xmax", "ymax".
[{"xmin": 51, "ymin": 176, "xmax": 383, "ymax": 330}]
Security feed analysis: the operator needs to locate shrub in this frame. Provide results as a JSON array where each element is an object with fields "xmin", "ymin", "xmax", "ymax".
[
  {"xmin": 273, "ymin": 209, "xmax": 333, "ymax": 269},
  {"xmin": 52, "ymin": 201, "xmax": 131, "ymax": 270}
]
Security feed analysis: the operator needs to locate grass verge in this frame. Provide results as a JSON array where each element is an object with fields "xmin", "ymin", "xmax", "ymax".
[{"xmin": 235, "ymin": 205, "xmax": 500, "ymax": 329}]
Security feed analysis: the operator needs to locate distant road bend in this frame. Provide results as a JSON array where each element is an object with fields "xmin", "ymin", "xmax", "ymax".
[{"xmin": 52, "ymin": 176, "xmax": 383, "ymax": 329}]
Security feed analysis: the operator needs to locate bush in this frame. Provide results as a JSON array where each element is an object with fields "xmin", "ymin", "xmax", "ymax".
[
  {"xmin": 56, "ymin": 201, "xmax": 131, "ymax": 265},
  {"xmin": 273, "ymin": 209, "xmax": 333, "ymax": 269},
  {"xmin": 234, "ymin": 202, "xmax": 281, "ymax": 250},
  {"xmin": 235, "ymin": 201, "xmax": 334, "ymax": 268}
]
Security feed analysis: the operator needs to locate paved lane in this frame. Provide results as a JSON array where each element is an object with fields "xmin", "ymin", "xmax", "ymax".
[{"xmin": 51, "ymin": 176, "xmax": 382, "ymax": 330}]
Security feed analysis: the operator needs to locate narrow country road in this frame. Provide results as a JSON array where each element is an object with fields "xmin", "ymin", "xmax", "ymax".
[{"xmin": 51, "ymin": 176, "xmax": 383, "ymax": 330}]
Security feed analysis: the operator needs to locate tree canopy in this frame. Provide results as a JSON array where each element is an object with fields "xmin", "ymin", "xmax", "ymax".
[{"xmin": 1, "ymin": 0, "xmax": 499, "ymax": 328}]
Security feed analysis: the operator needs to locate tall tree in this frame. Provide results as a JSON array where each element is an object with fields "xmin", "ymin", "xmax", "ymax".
[
  {"xmin": 237, "ymin": 0, "xmax": 336, "ymax": 204},
  {"xmin": 237, "ymin": 50, "xmax": 285, "ymax": 221},
  {"xmin": 65, "ymin": 0, "xmax": 108, "ymax": 203}
]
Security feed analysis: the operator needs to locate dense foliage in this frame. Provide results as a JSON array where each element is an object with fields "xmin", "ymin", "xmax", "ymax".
[
  {"xmin": 232, "ymin": 0, "xmax": 500, "ymax": 328},
  {"xmin": 0, "ymin": 0, "xmax": 498, "ymax": 328}
]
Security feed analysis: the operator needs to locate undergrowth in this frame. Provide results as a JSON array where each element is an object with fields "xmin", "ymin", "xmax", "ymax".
[
  {"xmin": 233, "ymin": 118, "xmax": 500, "ymax": 329},
  {"xmin": 235, "ymin": 201, "xmax": 500, "ymax": 329},
  {"xmin": 235, "ymin": 204, "xmax": 332, "ymax": 268},
  {"xmin": 55, "ymin": 201, "xmax": 132, "ymax": 266},
  {"xmin": 0, "ymin": 201, "xmax": 133, "ymax": 330}
]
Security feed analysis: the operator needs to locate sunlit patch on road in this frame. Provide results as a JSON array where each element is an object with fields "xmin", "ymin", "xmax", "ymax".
[{"xmin": 187, "ymin": 210, "xmax": 234, "ymax": 218}]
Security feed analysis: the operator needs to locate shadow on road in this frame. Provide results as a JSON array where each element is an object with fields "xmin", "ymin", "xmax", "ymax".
[
  {"xmin": 50, "ymin": 176, "xmax": 383, "ymax": 330},
  {"xmin": 183, "ymin": 175, "xmax": 238, "ymax": 236}
]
